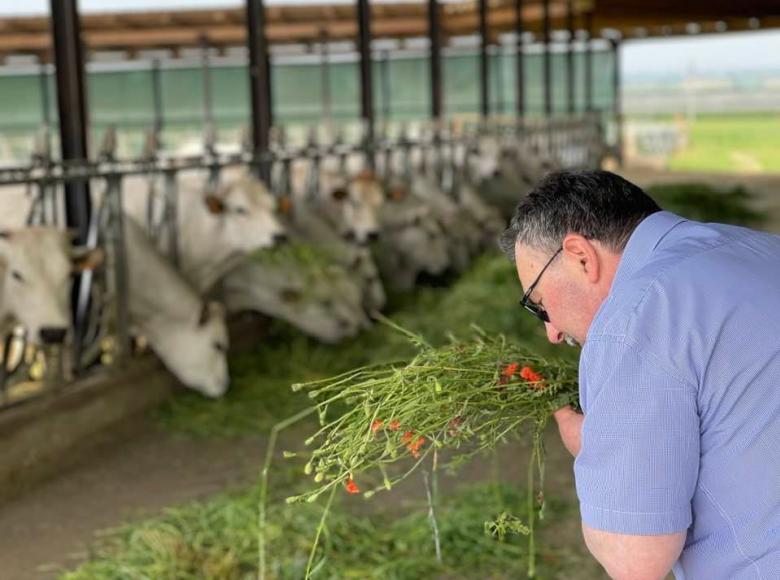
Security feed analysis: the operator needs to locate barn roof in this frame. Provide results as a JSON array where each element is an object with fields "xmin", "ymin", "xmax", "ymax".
[{"xmin": 0, "ymin": 0, "xmax": 778, "ymax": 61}]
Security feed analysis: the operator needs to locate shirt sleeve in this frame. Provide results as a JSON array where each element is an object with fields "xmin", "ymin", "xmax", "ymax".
[{"xmin": 575, "ymin": 335, "xmax": 700, "ymax": 535}]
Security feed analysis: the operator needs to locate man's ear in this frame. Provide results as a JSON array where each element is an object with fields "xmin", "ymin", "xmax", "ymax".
[{"xmin": 562, "ymin": 234, "xmax": 600, "ymax": 283}]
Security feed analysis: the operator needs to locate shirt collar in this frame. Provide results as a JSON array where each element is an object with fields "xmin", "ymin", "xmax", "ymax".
[{"xmin": 613, "ymin": 210, "xmax": 688, "ymax": 288}]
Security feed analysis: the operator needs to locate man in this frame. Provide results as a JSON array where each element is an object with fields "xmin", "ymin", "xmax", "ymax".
[{"xmin": 500, "ymin": 170, "xmax": 780, "ymax": 580}]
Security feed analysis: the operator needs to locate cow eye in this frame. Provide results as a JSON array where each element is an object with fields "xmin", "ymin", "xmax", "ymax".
[
  {"xmin": 331, "ymin": 189, "xmax": 348, "ymax": 201},
  {"xmin": 234, "ymin": 207, "xmax": 249, "ymax": 215},
  {"xmin": 11, "ymin": 270, "xmax": 24, "ymax": 282},
  {"xmin": 213, "ymin": 342, "xmax": 227, "ymax": 354}
]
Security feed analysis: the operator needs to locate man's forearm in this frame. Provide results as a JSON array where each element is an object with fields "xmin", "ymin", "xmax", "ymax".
[
  {"xmin": 553, "ymin": 406, "xmax": 583, "ymax": 456},
  {"xmin": 582, "ymin": 523, "xmax": 685, "ymax": 580}
]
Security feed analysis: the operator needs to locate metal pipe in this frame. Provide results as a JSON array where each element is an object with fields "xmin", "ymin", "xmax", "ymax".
[
  {"xmin": 611, "ymin": 38, "xmax": 623, "ymax": 165},
  {"xmin": 357, "ymin": 0, "xmax": 375, "ymax": 144},
  {"xmin": 428, "ymin": 0, "xmax": 442, "ymax": 120},
  {"xmin": 514, "ymin": 0, "xmax": 524, "ymax": 118},
  {"xmin": 246, "ymin": 0, "xmax": 272, "ymax": 182},
  {"xmin": 478, "ymin": 0, "xmax": 489, "ymax": 118},
  {"xmin": 38, "ymin": 59, "xmax": 51, "ymax": 130},
  {"xmin": 566, "ymin": 0, "xmax": 575, "ymax": 114},
  {"xmin": 151, "ymin": 58, "xmax": 164, "ymax": 139},
  {"xmin": 542, "ymin": 0, "xmax": 551, "ymax": 117},
  {"xmin": 50, "ymin": 0, "xmax": 91, "ymax": 368},
  {"xmin": 319, "ymin": 29, "xmax": 332, "ymax": 124},
  {"xmin": 585, "ymin": 10, "xmax": 593, "ymax": 112},
  {"xmin": 380, "ymin": 50, "xmax": 391, "ymax": 122},
  {"xmin": 200, "ymin": 37, "xmax": 215, "ymax": 149},
  {"xmin": 494, "ymin": 45, "xmax": 505, "ymax": 114}
]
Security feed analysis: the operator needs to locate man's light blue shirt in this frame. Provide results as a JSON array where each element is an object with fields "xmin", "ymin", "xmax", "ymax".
[{"xmin": 576, "ymin": 211, "xmax": 780, "ymax": 579}]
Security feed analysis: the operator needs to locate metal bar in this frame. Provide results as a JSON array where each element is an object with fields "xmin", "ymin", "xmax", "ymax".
[
  {"xmin": 105, "ymin": 175, "xmax": 131, "ymax": 365},
  {"xmin": 585, "ymin": 10, "xmax": 593, "ymax": 112},
  {"xmin": 542, "ymin": 0, "xmax": 552, "ymax": 117},
  {"xmin": 200, "ymin": 37, "xmax": 215, "ymax": 145},
  {"xmin": 380, "ymin": 50, "xmax": 391, "ymax": 122},
  {"xmin": 151, "ymin": 58, "xmax": 164, "ymax": 138},
  {"xmin": 319, "ymin": 29, "xmax": 333, "ymax": 124},
  {"xmin": 611, "ymin": 38, "xmax": 623, "ymax": 165},
  {"xmin": 514, "ymin": 0, "xmax": 525, "ymax": 118},
  {"xmin": 357, "ymin": 0, "xmax": 375, "ymax": 144},
  {"xmin": 428, "ymin": 0, "xmax": 442, "ymax": 120},
  {"xmin": 50, "ymin": 0, "xmax": 92, "ymax": 368},
  {"xmin": 38, "ymin": 59, "xmax": 51, "ymax": 129},
  {"xmin": 566, "ymin": 0, "xmax": 575, "ymax": 114},
  {"xmin": 494, "ymin": 45, "xmax": 505, "ymax": 114},
  {"xmin": 246, "ymin": 0, "xmax": 272, "ymax": 183},
  {"xmin": 478, "ymin": 0, "xmax": 489, "ymax": 118}
]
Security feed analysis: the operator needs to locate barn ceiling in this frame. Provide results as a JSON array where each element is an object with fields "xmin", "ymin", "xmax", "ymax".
[{"xmin": 0, "ymin": 0, "xmax": 778, "ymax": 61}]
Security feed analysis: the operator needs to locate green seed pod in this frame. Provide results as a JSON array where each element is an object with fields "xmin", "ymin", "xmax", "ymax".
[
  {"xmin": 282, "ymin": 451, "xmax": 297, "ymax": 458},
  {"xmin": 314, "ymin": 472, "xmax": 324, "ymax": 483},
  {"xmin": 304, "ymin": 462, "xmax": 313, "ymax": 475}
]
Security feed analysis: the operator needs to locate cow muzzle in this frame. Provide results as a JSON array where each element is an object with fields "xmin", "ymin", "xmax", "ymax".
[{"xmin": 40, "ymin": 326, "xmax": 68, "ymax": 345}]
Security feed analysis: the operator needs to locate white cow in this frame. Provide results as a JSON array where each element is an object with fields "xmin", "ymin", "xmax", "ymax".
[
  {"xmin": 375, "ymin": 183, "xmax": 451, "ymax": 290},
  {"xmin": 122, "ymin": 167, "xmax": 286, "ymax": 294},
  {"xmin": 123, "ymin": 214, "xmax": 229, "ymax": 398},
  {"xmin": 223, "ymin": 247, "xmax": 370, "ymax": 344},
  {"xmin": 0, "ymin": 227, "xmax": 100, "ymax": 345}
]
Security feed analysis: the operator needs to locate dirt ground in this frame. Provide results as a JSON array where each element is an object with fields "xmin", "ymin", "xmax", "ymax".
[{"xmin": 3, "ymin": 167, "xmax": 777, "ymax": 579}]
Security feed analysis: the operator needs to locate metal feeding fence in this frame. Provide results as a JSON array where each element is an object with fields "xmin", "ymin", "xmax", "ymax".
[{"xmin": 0, "ymin": 0, "xmax": 621, "ymax": 409}]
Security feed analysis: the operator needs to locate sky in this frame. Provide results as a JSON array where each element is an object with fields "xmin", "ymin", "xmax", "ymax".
[{"xmin": 2, "ymin": 0, "xmax": 780, "ymax": 78}]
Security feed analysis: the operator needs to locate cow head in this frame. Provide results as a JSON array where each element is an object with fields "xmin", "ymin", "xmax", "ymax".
[
  {"xmin": 203, "ymin": 175, "xmax": 287, "ymax": 253},
  {"xmin": 147, "ymin": 300, "xmax": 229, "ymax": 398},
  {"xmin": 0, "ymin": 228, "xmax": 102, "ymax": 345},
  {"xmin": 319, "ymin": 169, "xmax": 384, "ymax": 246}
]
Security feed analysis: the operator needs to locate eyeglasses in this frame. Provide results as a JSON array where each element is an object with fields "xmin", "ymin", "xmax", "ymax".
[{"xmin": 519, "ymin": 247, "xmax": 562, "ymax": 323}]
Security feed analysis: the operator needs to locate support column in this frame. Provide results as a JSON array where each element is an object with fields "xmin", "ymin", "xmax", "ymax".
[
  {"xmin": 50, "ymin": 0, "xmax": 90, "ymax": 238},
  {"xmin": 478, "ymin": 0, "xmax": 489, "ymax": 118},
  {"xmin": 566, "ymin": 0, "xmax": 575, "ymax": 114},
  {"xmin": 611, "ymin": 38, "xmax": 623, "ymax": 164},
  {"xmin": 428, "ymin": 0, "xmax": 443, "ymax": 120},
  {"xmin": 585, "ymin": 10, "xmax": 594, "ymax": 112},
  {"xmin": 514, "ymin": 0, "xmax": 524, "ymax": 118},
  {"xmin": 542, "ymin": 0, "xmax": 552, "ymax": 117},
  {"xmin": 246, "ymin": 0, "xmax": 272, "ymax": 182},
  {"xmin": 357, "ymin": 0, "xmax": 375, "ymax": 145}
]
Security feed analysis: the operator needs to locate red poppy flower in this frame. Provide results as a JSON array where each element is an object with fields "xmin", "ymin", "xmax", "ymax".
[
  {"xmin": 407, "ymin": 436, "xmax": 426, "ymax": 458},
  {"xmin": 501, "ymin": 363, "xmax": 520, "ymax": 378},
  {"xmin": 388, "ymin": 420, "xmax": 401, "ymax": 431},
  {"xmin": 401, "ymin": 431, "xmax": 414, "ymax": 444},
  {"xmin": 345, "ymin": 478, "xmax": 360, "ymax": 494},
  {"xmin": 520, "ymin": 366, "xmax": 543, "ymax": 383},
  {"xmin": 371, "ymin": 419, "xmax": 384, "ymax": 433}
]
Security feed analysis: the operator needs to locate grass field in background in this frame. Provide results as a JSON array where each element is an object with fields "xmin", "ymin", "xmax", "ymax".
[{"xmin": 665, "ymin": 113, "xmax": 780, "ymax": 173}]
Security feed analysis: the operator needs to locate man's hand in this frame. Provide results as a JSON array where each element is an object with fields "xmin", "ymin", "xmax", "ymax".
[{"xmin": 553, "ymin": 405, "xmax": 584, "ymax": 457}]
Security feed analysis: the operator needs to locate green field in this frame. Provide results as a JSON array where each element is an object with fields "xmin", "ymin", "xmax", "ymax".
[{"xmin": 666, "ymin": 113, "xmax": 780, "ymax": 173}]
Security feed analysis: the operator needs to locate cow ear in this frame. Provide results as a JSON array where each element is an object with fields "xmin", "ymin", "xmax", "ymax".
[
  {"xmin": 331, "ymin": 188, "xmax": 348, "ymax": 201},
  {"xmin": 277, "ymin": 195, "xmax": 294, "ymax": 216},
  {"xmin": 204, "ymin": 193, "xmax": 226, "ymax": 214},
  {"xmin": 71, "ymin": 246, "xmax": 105, "ymax": 272},
  {"xmin": 198, "ymin": 301, "xmax": 224, "ymax": 326},
  {"xmin": 198, "ymin": 302, "xmax": 211, "ymax": 326},
  {"xmin": 388, "ymin": 187, "xmax": 407, "ymax": 201}
]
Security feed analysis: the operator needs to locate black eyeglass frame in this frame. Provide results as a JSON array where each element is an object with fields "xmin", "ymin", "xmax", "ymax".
[{"xmin": 519, "ymin": 247, "xmax": 563, "ymax": 323}]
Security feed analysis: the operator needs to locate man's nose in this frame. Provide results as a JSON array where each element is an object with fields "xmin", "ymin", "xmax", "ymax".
[{"xmin": 545, "ymin": 322, "xmax": 565, "ymax": 344}]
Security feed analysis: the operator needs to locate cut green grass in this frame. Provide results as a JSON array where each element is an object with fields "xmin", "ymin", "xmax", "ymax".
[{"xmin": 61, "ymin": 480, "xmax": 591, "ymax": 580}]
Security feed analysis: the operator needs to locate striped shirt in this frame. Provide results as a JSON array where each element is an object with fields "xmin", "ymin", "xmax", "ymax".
[{"xmin": 576, "ymin": 211, "xmax": 780, "ymax": 579}]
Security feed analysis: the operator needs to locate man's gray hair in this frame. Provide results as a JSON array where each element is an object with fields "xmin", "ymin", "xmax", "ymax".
[{"xmin": 499, "ymin": 170, "xmax": 661, "ymax": 262}]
